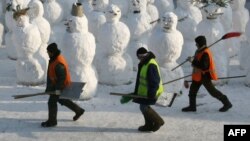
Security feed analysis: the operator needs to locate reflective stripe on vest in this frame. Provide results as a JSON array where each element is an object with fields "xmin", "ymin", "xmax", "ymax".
[
  {"xmin": 48, "ymin": 55, "xmax": 71, "ymax": 88},
  {"xmin": 137, "ymin": 59, "xmax": 164, "ymax": 98},
  {"xmin": 192, "ymin": 48, "xmax": 218, "ymax": 82}
]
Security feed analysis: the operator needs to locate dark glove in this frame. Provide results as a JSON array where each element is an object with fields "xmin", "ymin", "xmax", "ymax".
[{"xmin": 120, "ymin": 96, "xmax": 132, "ymax": 104}]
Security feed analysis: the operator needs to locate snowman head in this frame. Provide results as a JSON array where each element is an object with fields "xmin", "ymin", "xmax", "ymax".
[
  {"xmin": 129, "ymin": 0, "xmax": 147, "ymax": 13},
  {"xmin": 202, "ymin": 3, "xmax": 223, "ymax": 19},
  {"xmin": 161, "ymin": 12, "xmax": 178, "ymax": 32},
  {"xmin": 195, "ymin": 0, "xmax": 228, "ymax": 19},
  {"xmin": 105, "ymin": 4, "xmax": 121, "ymax": 23},
  {"xmin": 13, "ymin": 7, "xmax": 30, "ymax": 27},
  {"xmin": 92, "ymin": 0, "xmax": 109, "ymax": 12},
  {"xmin": 66, "ymin": 16, "xmax": 88, "ymax": 33},
  {"xmin": 28, "ymin": 0, "xmax": 44, "ymax": 19}
]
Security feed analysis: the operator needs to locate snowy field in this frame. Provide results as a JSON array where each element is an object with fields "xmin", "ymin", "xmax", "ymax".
[{"xmin": 0, "ymin": 45, "xmax": 250, "ymax": 141}]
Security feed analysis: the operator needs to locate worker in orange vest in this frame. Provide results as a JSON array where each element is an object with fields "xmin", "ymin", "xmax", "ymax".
[
  {"xmin": 41, "ymin": 43, "xmax": 84, "ymax": 127},
  {"xmin": 182, "ymin": 36, "xmax": 232, "ymax": 112}
]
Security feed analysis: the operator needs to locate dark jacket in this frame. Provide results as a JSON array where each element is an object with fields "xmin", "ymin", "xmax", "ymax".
[
  {"xmin": 45, "ymin": 52, "xmax": 67, "ymax": 92},
  {"xmin": 133, "ymin": 52, "xmax": 160, "ymax": 105}
]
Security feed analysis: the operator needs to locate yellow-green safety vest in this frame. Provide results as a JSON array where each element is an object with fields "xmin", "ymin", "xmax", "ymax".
[{"xmin": 137, "ymin": 59, "xmax": 164, "ymax": 98}]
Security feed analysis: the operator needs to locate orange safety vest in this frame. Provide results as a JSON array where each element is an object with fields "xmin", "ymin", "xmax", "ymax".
[
  {"xmin": 48, "ymin": 54, "xmax": 71, "ymax": 88},
  {"xmin": 192, "ymin": 48, "xmax": 218, "ymax": 82}
]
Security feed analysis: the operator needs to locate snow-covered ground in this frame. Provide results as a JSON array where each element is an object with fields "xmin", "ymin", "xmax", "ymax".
[{"xmin": 0, "ymin": 45, "xmax": 250, "ymax": 141}]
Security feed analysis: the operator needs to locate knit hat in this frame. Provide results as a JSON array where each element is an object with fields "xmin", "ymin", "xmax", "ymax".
[
  {"xmin": 195, "ymin": 35, "xmax": 207, "ymax": 47},
  {"xmin": 47, "ymin": 43, "xmax": 59, "ymax": 53},
  {"xmin": 136, "ymin": 47, "xmax": 148, "ymax": 55}
]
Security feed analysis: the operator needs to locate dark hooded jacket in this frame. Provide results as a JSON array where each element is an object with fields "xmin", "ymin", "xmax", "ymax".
[{"xmin": 133, "ymin": 52, "xmax": 161, "ymax": 105}]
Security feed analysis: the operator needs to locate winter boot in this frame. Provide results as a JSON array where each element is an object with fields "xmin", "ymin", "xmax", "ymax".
[
  {"xmin": 182, "ymin": 106, "xmax": 196, "ymax": 112},
  {"xmin": 219, "ymin": 96, "xmax": 232, "ymax": 112},
  {"xmin": 41, "ymin": 102, "xmax": 57, "ymax": 127},
  {"xmin": 73, "ymin": 108, "xmax": 85, "ymax": 121},
  {"xmin": 58, "ymin": 99, "xmax": 85, "ymax": 121},
  {"xmin": 138, "ymin": 112, "xmax": 153, "ymax": 132},
  {"xmin": 41, "ymin": 120, "xmax": 57, "ymax": 127},
  {"xmin": 182, "ymin": 96, "xmax": 196, "ymax": 112},
  {"xmin": 147, "ymin": 107, "xmax": 164, "ymax": 132}
]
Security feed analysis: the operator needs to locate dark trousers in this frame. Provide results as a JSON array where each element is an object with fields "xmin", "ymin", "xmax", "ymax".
[
  {"xmin": 188, "ymin": 75, "xmax": 227, "ymax": 107},
  {"xmin": 189, "ymin": 76, "xmax": 225, "ymax": 99},
  {"xmin": 47, "ymin": 95, "xmax": 82, "ymax": 122},
  {"xmin": 48, "ymin": 95, "xmax": 80, "ymax": 108}
]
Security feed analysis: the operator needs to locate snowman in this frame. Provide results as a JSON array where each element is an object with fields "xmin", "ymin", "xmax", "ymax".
[
  {"xmin": 28, "ymin": 0, "xmax": 51, "ymax": 77},
  {"xmin": 174, "ymin": 0, "xmax": 202, "ymax": 72},
  {"xmin": 4, "ymin": 0, "xmax": 30, "ymax": 58},
  {"xmin": 64, "ymin": 3, "xmax": 98, "ymax": 99},
  {"xmin": 175, "ymin": 0, "xmax": 202, "ymax": 24},
  {"xmin": 218, "ymin": 1, "xmax": 235, "ymax": 60},
  {"xmin": 12, "ymin": 8, "xmax": 44, "ymax": 85},
  {"xmin": 241, "ymin": 41, "xmax": 250, "ymax": 72},
  {"xmin": 95, "ymin": 4, "xmax": 133, "ymax": 85},
  {"xmin": 5, "ymin": 0, "xmax": 20, "ymax": 59},
  {"xmin": 146, "ymin": 0, "xmax": 159, "ymax": 28},
  {"xmin": 110, "ymin": 0, "xmax": 129, "ymax": 20},
  {"xmin": 125, "ymin": 0, "xmax": 152, "ymax": 69},
  {"xmin": 149, "ymin": 12, "xmax": 184, "ymax": 94},
  {"xmin": 231, "ymin": 0, "xmax": 249, "ymax": 68},
  {"xmin": 231, "ymin": 0, "xmax": 249, "ymax": 40},
  {"xmin": 230, "ymin": 0, "xmax": 249, "ymax": 70},
  {"xmin": 61, "ymin": 3, "xmax": 88, "ymax": 61},
  {"xmin": 196, "ymin": 1, "xmax": 228, "ymax": 85},
  {"xmin": 220, "ymin": 1, "xmax": 232, "ymax": 34},
  {"xmin": 87, "ymin": 0, "xmax": 108, "ymax": 38},
  {"xmin": 41, "ymin": 0, "xmax": 64, "ymax": 48},
  {"xmin": 41, "ymin": 0, "xmax": 63, "ymax": 25},
  {"xmin": 154, "ymin": 0, "xmax": 174, "ymax": 17}
]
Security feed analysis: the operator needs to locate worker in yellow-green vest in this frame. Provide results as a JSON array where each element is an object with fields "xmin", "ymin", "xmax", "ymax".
[{"xmin": 120, "ymin": 47, "xmax": 164, "ymax": 132}]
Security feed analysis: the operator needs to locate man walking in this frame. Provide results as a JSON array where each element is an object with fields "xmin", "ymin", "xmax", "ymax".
[
  {"xmin": 41, "ymin": 43, "xmax": 85, "ymax": 127},
  {"xmin": 121, "ymin": 47, "xmax": 164, "ymax": 132},
  {"xmin": 182, "ymin": 36, "xmax": 232, "ymax": 112}
]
